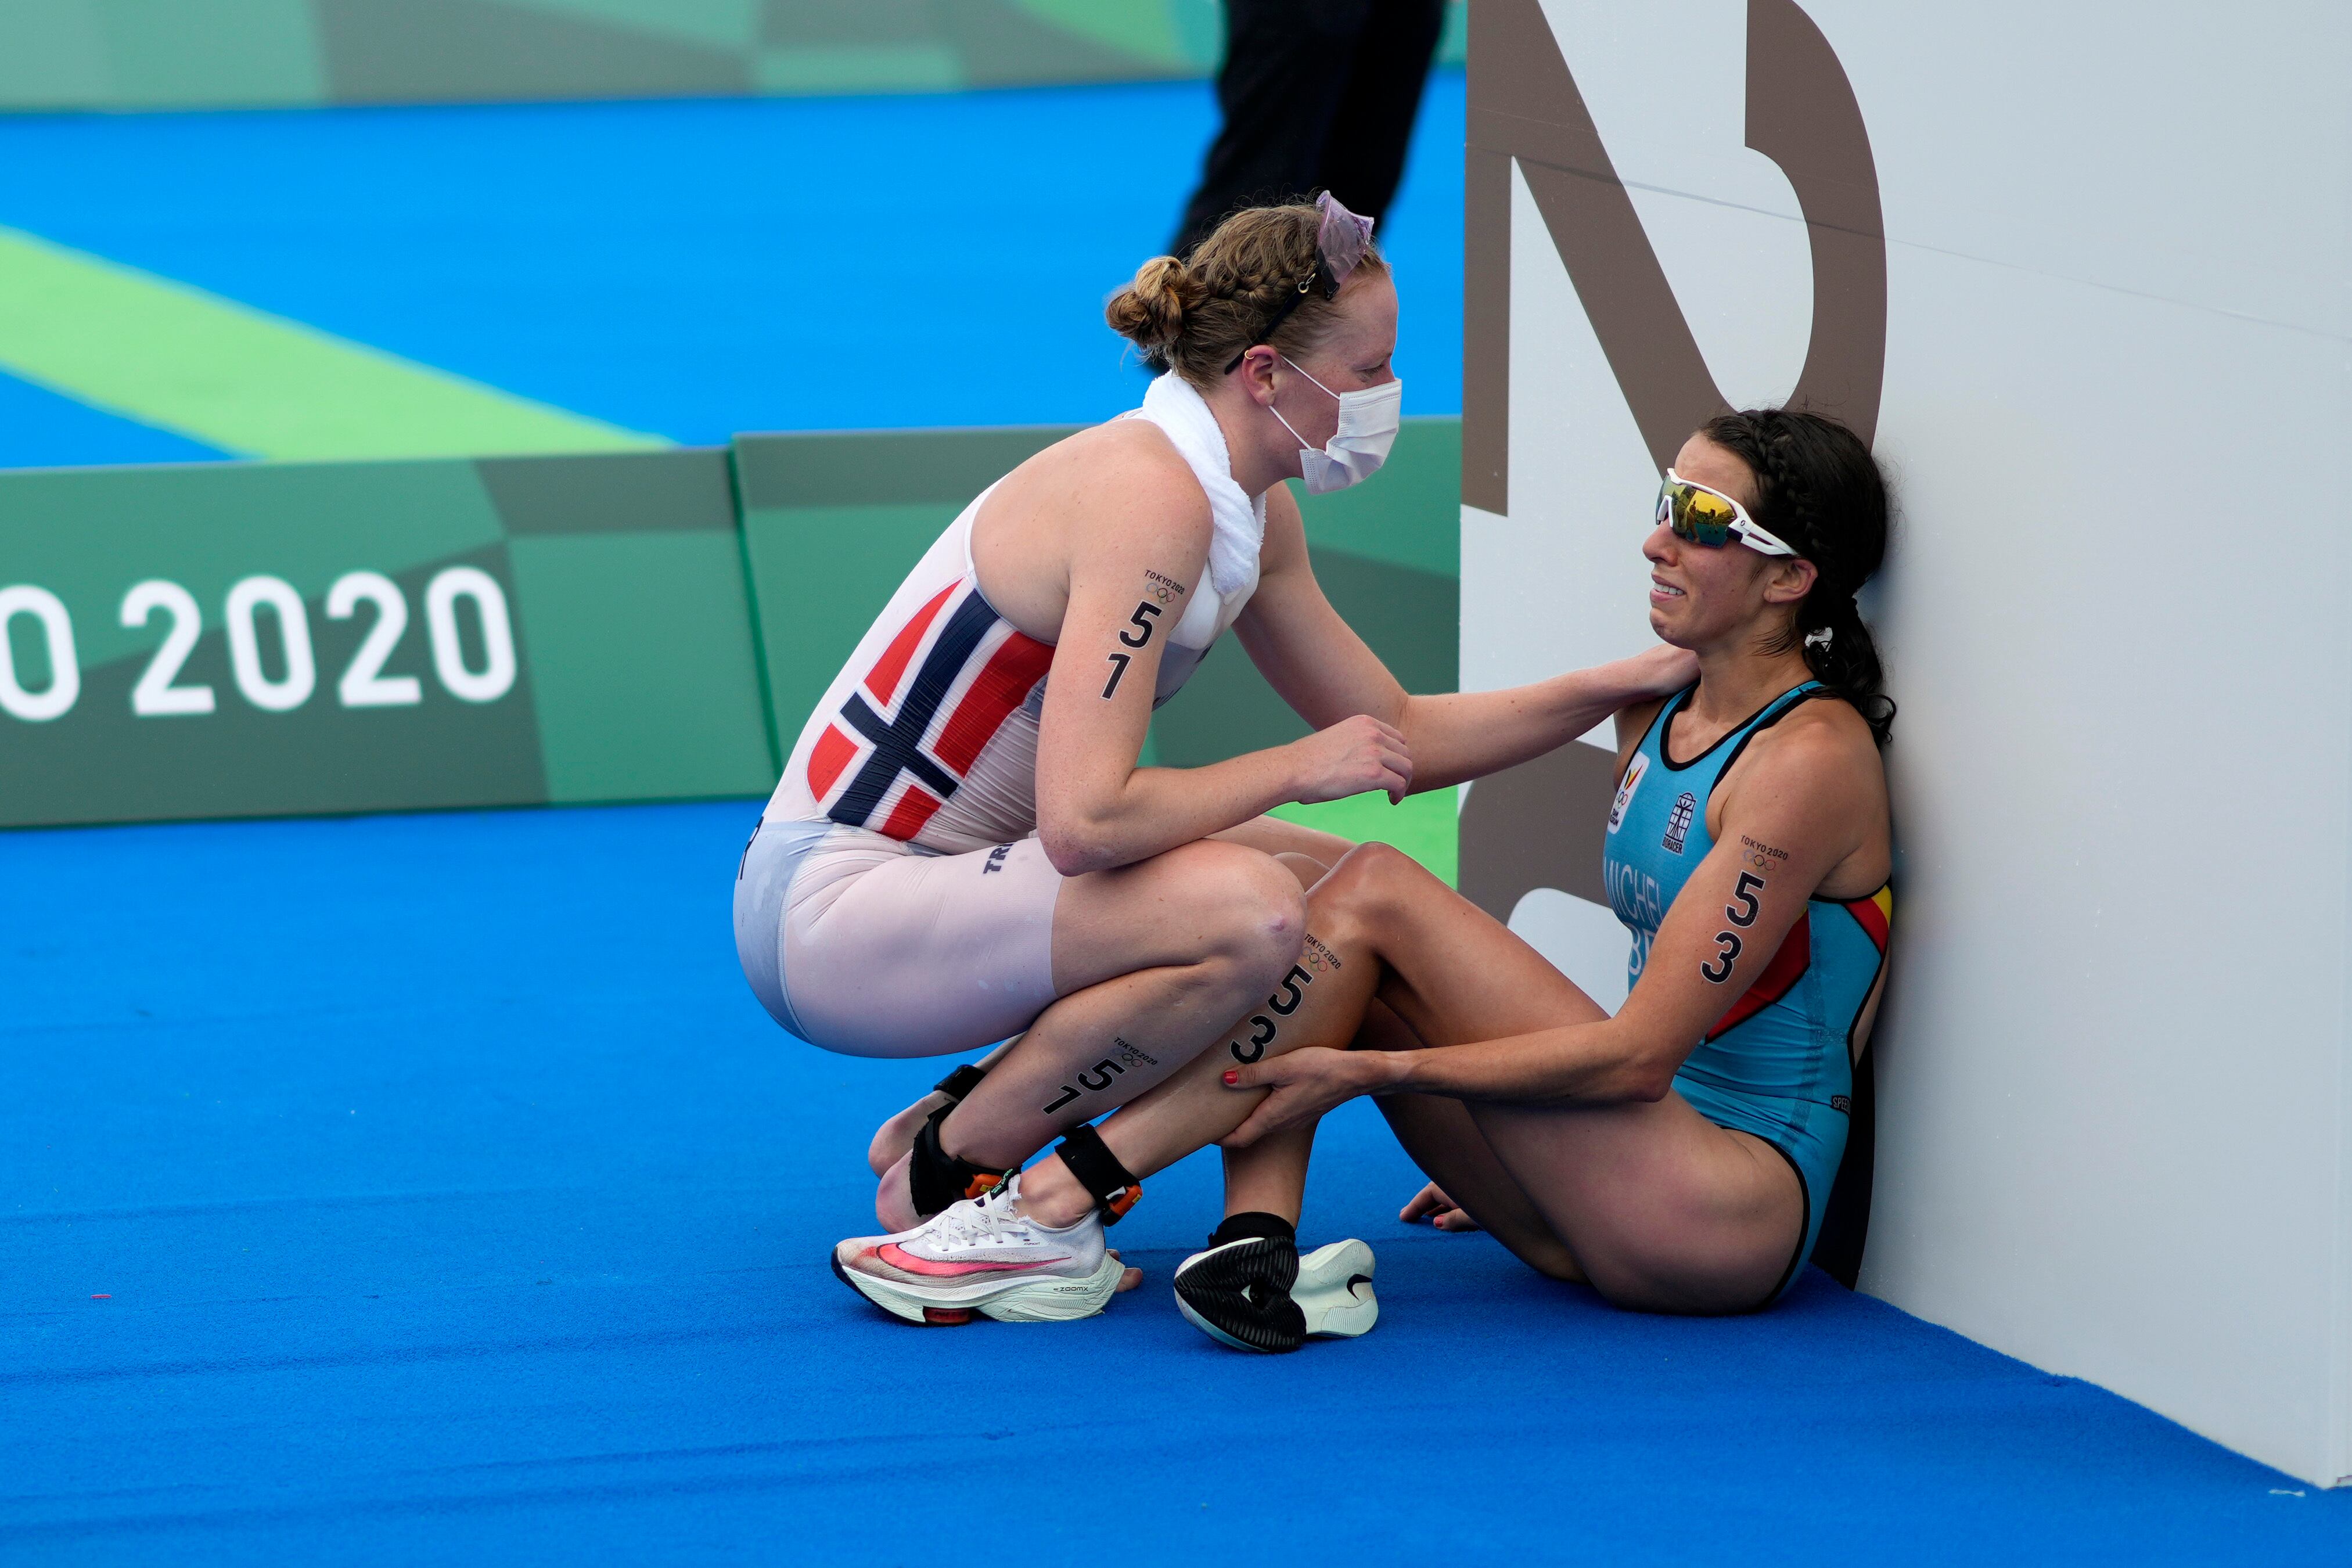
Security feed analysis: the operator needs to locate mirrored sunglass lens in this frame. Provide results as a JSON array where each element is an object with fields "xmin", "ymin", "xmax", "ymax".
[{"xmin": 1669, "ymin": 485, "xmax": 1734, "ymax": 545}]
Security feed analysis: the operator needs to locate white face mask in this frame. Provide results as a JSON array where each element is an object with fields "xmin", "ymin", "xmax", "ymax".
[{"xmin": 1268, "ymin": 355, "xmax": 1403, "ymax": 494}]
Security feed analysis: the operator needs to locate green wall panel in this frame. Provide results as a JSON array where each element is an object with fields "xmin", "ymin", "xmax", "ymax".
[
  {"xmin": 0, "ymin": 446, "xmax": 770, "ymax": 827},
  {"xmin": 0, "ymin": 1, "xmax": 1462, "ymax": 111},
  {"xmin": 508, "ymin": 530, "xmax": 774, "ymax": 801},
  {"xmin": 732, "ymin": 426, "xmax": 1071, "ymax": 737},
  {"xmin": 0, "ymin": 420, "xmax": 1453, "ymax": 830}
]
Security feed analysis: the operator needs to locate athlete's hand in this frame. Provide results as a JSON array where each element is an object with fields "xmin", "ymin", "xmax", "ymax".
[
  {"xmin": 1288, "ymin": 714, "xmax": 1412, "ymax": 805},
  {"xmin": 1221, "ymin": 1046, "xmax": 1384, "ymax": 1146},
  {"xmin": 1400, "ymin": 1181, "xmax": 1481, "ymax": 1232},
  {"xmin": 1616, "ymin": 642, "xmax": 1700, "ymax": 700}
]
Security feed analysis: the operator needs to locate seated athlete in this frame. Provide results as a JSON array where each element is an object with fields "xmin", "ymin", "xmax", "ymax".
[
  {"xmin": 752, "ymin": 193, "xmax": 1692, "ymax": 1325},
  {"xmin": 836, "ymin": 407, "xmax": 1893, "ymax": 1345}
]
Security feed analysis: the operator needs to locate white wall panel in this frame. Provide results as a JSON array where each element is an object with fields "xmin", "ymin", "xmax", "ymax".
[{"xmin": 1469, "ymin": 0, "xmax": 2352, "ymax": 1483}]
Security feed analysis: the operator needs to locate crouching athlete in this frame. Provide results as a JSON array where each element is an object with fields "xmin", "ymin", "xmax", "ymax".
[
  {"xmin": 744, "ymin": 195, "xmax": 1693, "ymax": 1326},
  {"xmin": 839, "ymin": 407, "xmax": 1894, "ymax": 1344}
]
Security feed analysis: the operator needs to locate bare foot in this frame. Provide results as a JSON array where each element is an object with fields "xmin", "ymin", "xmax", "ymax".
[
  {"xmin": 1109, "ymin": 1250, "xmax": 1143, "ymax": 1293},
  {"xmin": 867, "ymin": 1091, "xmax": 951, "ymax": 1177},
  {"xmin": 875, "ymin": 1150, "xmax": 921, "ymax": 1233}
]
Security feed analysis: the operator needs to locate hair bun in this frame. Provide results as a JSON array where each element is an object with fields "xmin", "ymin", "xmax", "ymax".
[{"xmin": 1105, "ymin": 256, "xmax": 1207, "ymax": 369}]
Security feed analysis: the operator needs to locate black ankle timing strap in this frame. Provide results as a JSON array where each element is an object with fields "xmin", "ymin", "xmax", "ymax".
[
  {"xmin": 932, "ymin": 1062, "xmax": 988, "ymax": 1101},
  {"xmin": 1208, "ymin": 1211, "xmax": 1296, "ymax": 1249},
  {"xmin": 1053, "ymin": 1124, "xmax": 1142, "ymax": 1225},
  {"xmin": 907, "ymin": 1103, "xmax": 1010, "ymax": 1219}
]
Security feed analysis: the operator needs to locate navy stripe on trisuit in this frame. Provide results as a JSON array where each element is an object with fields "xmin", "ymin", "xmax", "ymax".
[
  {"xmin": 1603, "ymin": 680, "xmax": 1892, "ymax": 1304},
  {"xmin": 828, "ymin": 590, "xmax": 999, "ymax": 829}
]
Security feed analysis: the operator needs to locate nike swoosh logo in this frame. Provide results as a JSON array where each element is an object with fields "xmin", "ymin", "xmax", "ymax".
[{"xmin": 875, "ymin": 1242, "xmax": 1073, "ymax": 1278}]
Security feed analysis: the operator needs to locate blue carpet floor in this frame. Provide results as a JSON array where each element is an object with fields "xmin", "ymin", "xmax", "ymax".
[
  {"xmin": 0, "ymin": 74, "xmax": 1463, "ymax": 470},
  {"xmin": 5, "ymin": 801, "xmax": 2347, "ymax": 1563}
]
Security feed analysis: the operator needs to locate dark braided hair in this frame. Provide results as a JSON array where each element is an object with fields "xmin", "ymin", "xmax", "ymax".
[{"xmin": 1700, "ymin": 408, "xmax": 1896, "ymax": 746}]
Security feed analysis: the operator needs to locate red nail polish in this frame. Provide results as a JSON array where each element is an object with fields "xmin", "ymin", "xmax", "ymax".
[{"xmin": 1222, "ymin": 1070, "xmax": 1239, "ymax": 1085}]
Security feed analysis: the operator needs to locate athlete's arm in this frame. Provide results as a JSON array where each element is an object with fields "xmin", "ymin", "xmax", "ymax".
[
  {"xmin": 1233, "ymin": 485, "xmax": 1696, "ymax": 793},
  {"xmin": 1033, "ymin": 471, "xmax": 1407, "ymax": 877},
  {"xmin": 1225, "ymin": 717, "xmax": 1874, "ymax": 1139}
]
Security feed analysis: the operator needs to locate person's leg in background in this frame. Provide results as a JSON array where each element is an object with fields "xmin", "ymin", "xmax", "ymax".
[
  {"xmin": 1170, "ymin": 0, "xmax": 1447, "ymax": 260},
  {"xmin": 1170, "ymin": 0, "xmax": 1369, "ymax": 258},
  {"xmin": 1314, "ymin": 0, "xmax": 1447, "ymax": 223}
]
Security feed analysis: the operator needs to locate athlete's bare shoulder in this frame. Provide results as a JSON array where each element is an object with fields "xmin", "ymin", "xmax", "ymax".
[
  {"xmin": 972, "ymin": 418, "xmax": 1213, "ymax": 638},
  {"xmin": 1753, "ymin": 696, "xmax": 1880, "ymax": 776},
  {"xmin": 1717, "ymin": 695, "xmax": 1890, "ymax": 890},
  {"xmin": 990, "ymin": 419, "xmax": 1210, "ymax": 549}
]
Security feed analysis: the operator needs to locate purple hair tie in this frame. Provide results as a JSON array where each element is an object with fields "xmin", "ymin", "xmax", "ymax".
[
  {"xmin": 1220, "ymin": 191, "xmax": 1378, "ymax": 374},
  {"xmin": 1314, "ymin": 190, "xmax": 1375, "ymax": 292}
]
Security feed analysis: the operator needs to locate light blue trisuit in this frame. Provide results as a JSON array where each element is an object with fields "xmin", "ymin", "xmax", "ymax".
[{"xmin": 1600, "ymin": 682, "xmax": 1893, "ymax": 1303}]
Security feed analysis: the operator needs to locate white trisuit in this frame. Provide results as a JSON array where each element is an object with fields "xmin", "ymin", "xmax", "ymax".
[{"xmin": 733, "ymin": 374, "xmax": 1268, "ymax": 1058}]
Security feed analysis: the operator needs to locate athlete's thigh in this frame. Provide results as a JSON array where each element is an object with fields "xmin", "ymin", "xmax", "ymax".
[
  {"xmin": 1468, "ymin": 1096, "xmax": 1801, "ymax": 1312},
  {"xmin": 1337, "ymin": 848, "xmax": 1610, "ymax": 1049},
  {"xmin": 1330, "ymin": 851, "xmax": 1800, "ymax": 1307},
  {"xmin": 1038, "ymin": 815, "xmax": 1347, "ymax": 998},
  {"xmin": 1353, "ymin": 1001, "xmax": 1587, "ymax": 1282},
  {"xmin": 785, "ymin": 836, "xmax": 1062, "ymax": 1059},
  {"xmin": 1048, "ymin": 835, "xmax": 1304, "ymax": 994}
]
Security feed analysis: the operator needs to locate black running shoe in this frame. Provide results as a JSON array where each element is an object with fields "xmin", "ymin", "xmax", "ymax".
[
  {"xmin": 1174, "ymin": 1235, "xmax": 1385, "ymax": 1353},
  {"xmin": 1174, "ymin": 1235, "xmax": 1307, "ymax": 1353}
]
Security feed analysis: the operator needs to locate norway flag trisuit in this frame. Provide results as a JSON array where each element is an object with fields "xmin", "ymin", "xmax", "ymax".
[
  {"xmin": 732, "ymin": 373, "xmax": 1265, "ymax": 1060},
  {"xmin": 801, "ymin": 574, "xmax": 1054, "ymax": 850},
  {"xmin": 1603, "ymin": 681, "xmax": 1894, "ymax": 1301}
]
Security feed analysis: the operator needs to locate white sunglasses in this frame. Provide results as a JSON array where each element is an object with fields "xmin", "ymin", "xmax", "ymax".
[{"xmin": 1656, "ymin": 470, "xmax": 1797, "ymax": 557}]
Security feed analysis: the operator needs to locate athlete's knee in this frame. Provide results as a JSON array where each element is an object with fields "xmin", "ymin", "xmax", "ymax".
[
  {"xmin": 1191, "ymin": 844, "xmax": 1310, "ymax": 976},
  {"xmin": 1227, "ymin": 855, "xmax": 1311, "ymax": 976},
  {"xmin": 1143, "ymin": 840, "xmax": 1309, "ymax": 981},
  {"xmin": 1312, "ymin": 841, "xmax": 1434, "ymax": 938},
  {"xmin": 1271, "ymin": 850, "xmax": 1331, "ymax": 892}
]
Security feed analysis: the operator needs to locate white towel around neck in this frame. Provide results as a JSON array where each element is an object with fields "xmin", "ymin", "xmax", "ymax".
[{"xmin": 1127, "ymin": 372, "xmax": 1268, "ymax": 603}]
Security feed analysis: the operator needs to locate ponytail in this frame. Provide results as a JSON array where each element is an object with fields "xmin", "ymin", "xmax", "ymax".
[
  {"xmin": 1701, "ymin": 408, "xmax": 1896, "ymax": 746},
  {"xmin": 1796, "ymin": 592, "xmax": 1893, "ymax": 745}
]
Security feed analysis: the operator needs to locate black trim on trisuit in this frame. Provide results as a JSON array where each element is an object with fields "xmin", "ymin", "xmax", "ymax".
[
  {"xmin": 1747, "ymin": 1138, "xmax": 1814, "ymax": 1312},
  {"xmin": 1615, "ymin": 687, "xmax": 1686, "ymax": 787},
  {"xmin": 1657, "ymin": 681, "xmax": 1815, "ymax": 773}
]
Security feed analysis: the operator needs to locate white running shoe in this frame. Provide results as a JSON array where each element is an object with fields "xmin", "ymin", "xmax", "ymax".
[
  {"xmin": 1174, "ymin": 1235, "xmax": 1378, "ymax": 1353},
  {"xmin": 1296, "ymin": 1239, "xmax": 1379, "ymax": 1339},
  {"xmin": 831, "ymin": 1176, "xmax": 1124, "ymax": 1326}
]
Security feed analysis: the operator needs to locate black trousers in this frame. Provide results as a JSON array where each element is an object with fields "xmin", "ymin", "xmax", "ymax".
[{"xmin": 1169, "ymin": 0, "xmax": 1448, "ymax": 258}]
